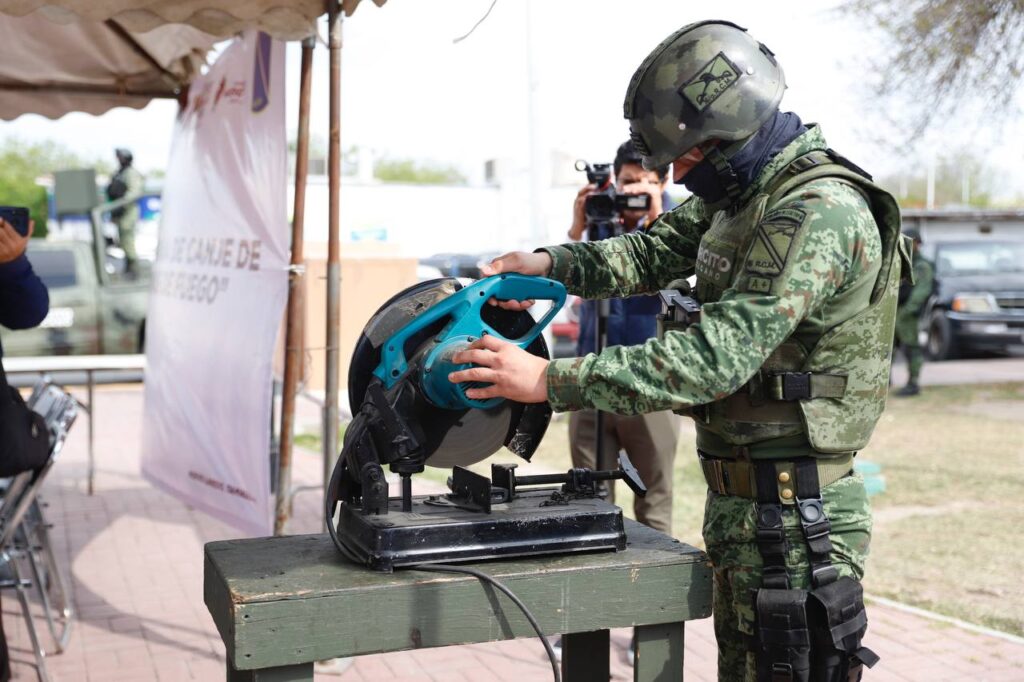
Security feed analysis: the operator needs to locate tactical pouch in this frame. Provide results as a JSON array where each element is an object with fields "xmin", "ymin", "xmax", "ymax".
[
  {"xmin": 754, "ymin": 588, "xmax": 811, "ymax": 682},
  {"xmin": 807, "ymin": 577, "xmax": 879, "ymax": 682}
]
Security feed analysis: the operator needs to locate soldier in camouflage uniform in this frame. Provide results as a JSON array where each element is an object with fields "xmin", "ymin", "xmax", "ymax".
[
  {"xmin": 107, "ymin": 148, "xmax": 144, "ymax": 276},
  {"xmin": 894, "ymin": 229, "xmax": 934, "ymax": 396},
  {"xmin": 451, "ymin": 20, "xmax": 906, "ymax": 681}
]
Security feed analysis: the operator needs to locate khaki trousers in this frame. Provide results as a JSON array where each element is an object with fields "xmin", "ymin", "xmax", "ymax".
[{"xmin": 568, "ymin": 409, "xmax": 680, "ymax": 534}]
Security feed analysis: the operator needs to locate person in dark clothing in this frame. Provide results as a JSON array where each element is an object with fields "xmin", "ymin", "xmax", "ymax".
[
  {"xmin": 565, "ymin": 141, "xmax": 681, "ymax": 536},
  {"xmin": 0, "ymin": 215, "xmax": 50, "ymax": 682},
  {"xmin": 0, "ymin": 217, "xmax": 49, "ymax": 331}
]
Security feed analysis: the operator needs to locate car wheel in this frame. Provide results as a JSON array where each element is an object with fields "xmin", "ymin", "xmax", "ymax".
[{"xmin": 925, "ymin": 309, "xmax": 960, "ymax": 361}]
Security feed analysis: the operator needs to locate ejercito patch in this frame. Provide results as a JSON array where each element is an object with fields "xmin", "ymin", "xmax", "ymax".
[
  {"xmin": 744, "ymin": 208, "xmax": 805, "ymax": 277},
  {"xmin": 680, "ymin": 52, "xmax": 740, "ymax": 112}
]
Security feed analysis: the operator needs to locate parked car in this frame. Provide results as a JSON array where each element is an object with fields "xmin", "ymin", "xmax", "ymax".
[
  {"xmin": 3, "ymin": 240, "xmax": 148, "ymax": 356},
  {"xmin": 920, "ymin": 239, "xmax": 1024, "ymax": 360},
  {"xmin": 549, "ymin": 295, "xmax": 581, "ymax": 359}
]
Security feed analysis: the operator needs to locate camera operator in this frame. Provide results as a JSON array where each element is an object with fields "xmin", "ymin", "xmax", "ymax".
[
  {"xmin": 567, "ymin": 140, "xmax": 666, "ymax": 243},
  {"xmin": 0, "ymin": 215, "xmax": 50, "ymax": 682},
  {"xmin": 566, "ymin": 140, "xmax": 681, "ymax": 537}
]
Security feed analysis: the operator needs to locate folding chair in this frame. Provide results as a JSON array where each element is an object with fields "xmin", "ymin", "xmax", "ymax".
[{"xmin": 0, "ymin": 380, "xmax": 78, "ymax": 682}]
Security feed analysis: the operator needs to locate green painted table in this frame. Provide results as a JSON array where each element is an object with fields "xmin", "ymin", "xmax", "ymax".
[{"xmin": 204, "ymin": 520, "xmax": 712, "ymax": 681}]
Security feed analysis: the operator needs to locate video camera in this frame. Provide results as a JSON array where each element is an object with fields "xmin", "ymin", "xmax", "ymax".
[{"xmin": 575, "ymin": 160, "xmax": 651, "ymax": 233}]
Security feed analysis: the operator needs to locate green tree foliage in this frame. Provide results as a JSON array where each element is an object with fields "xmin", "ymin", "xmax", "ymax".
[
  {"xmin": 373, "ymin": 158, "xmax": 467, "ymax": 185},
  {"xmin": 0, "ymin": 138, "xmax": 107, "ymax": 238},
  {"xmin": 879, "ymin": 152, "xmax": 996, "ymax": 208},
  {"xmin": 843, "ymin": 1, "xmax": 1024, "ymax": 136}
]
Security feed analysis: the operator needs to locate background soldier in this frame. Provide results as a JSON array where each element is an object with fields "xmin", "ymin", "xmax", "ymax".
[
  {"xmin": 894, "ymin": 228, "xmax": 934, "ymax": 396},
  {"xmin": 450, "ymin": 20, "xmax": 898, "ymax": 680},
  {"xmin": 567, "ymin": 140, "xmax": 680, "ymax": 537},
  {"xmin": 106, "ymin": 148, "xmax": 144, "ymax": 275}
]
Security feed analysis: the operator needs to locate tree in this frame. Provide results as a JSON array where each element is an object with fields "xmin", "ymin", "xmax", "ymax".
[
  {"xmin": 0, "ymin": 138, "xmax": 106, "ymax": 238},
  {"xmin": 373, "ymin": 158, "xmax": 467, "ymax": 185},
  {"xmin": 878, "ymin": 152, "xmax": 997, "ymax": 208},
  {"xmin": 843, "ymin": 0, "xmax": 1024, "ymax": 136}
]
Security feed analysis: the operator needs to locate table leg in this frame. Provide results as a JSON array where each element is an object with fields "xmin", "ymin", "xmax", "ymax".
[
  {"xmin": 227, "ymin": 661, "xmax": 313, "ymax": 682},
  {"xmin": 87, "ymin": 370, "xmax": 95, "ymax": 496},
  {"xmin": 634, "ymin": 622, "xmax": 685, "ymax": 682},
  {"xmin": 562, "ymin": 629, "xmax": 609, "ymax": 682}
]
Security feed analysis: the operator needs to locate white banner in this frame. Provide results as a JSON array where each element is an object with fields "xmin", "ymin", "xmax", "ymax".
[{"xmin": 142, "ymin": 32, "xmax": 287, "ymax": 536}]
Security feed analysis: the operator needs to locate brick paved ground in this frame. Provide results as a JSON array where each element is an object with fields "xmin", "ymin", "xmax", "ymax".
[{"xmin": 3, "ymin": 386, "xmax": 1022, "ymax": 681}]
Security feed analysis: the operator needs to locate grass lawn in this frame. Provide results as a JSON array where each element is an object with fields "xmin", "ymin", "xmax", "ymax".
[
  {"xmin": 521, "ymin": 382, "xmax": 1024, "ymax": 637},
  {"xmin": 308, "ymin": 381, "xmax": 1024, "ymax": 636}
]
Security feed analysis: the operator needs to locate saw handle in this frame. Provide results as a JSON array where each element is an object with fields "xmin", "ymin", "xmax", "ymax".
[
  {"xmin": 448, "ymin": 274, "xmax": 566, "ymax": 346},
  {"xmin": 376, "ymin": 274, "xmax": 567, "ymax": 387}
]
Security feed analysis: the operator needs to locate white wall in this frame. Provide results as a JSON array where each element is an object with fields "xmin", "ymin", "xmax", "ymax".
[{"xmin": 289, "ymin": 175, "xmax": 579, "ymax": 258}]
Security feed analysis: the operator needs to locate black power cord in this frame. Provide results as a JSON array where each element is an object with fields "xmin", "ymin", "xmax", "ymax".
[
  {"xmin": 412, "ymin": 564, "xmax": 561, "ymax": 682},
  {"xmin": 325, "ymin": 453, "xmax": 560, "ymax": 681}
]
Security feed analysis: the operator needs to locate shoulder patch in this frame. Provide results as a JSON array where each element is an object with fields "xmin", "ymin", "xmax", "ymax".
[{"xmin": 744, "ymin": 208, "xmax": 806, "ymax": 277}]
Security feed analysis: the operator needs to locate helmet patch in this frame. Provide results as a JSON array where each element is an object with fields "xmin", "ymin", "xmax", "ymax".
[{"xmin": 680, "ymin": 52, "xmax": 740, "ymax": 112}]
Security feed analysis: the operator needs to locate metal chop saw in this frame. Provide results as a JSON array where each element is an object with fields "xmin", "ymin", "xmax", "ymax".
[{"xmin": 325, "ymin": 274, "xmax": 647, "ymax": 571}]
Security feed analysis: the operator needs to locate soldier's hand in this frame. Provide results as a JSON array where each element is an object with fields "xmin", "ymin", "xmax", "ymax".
[
  {"xmin": 481, "ymin": 251, "xmax": 552, "ymax": 277},
  {"xmin": 449, "ymin": 334, "xmax": 549, "ymax": 403},
  {"xmin": 479, "ymin": 251, "xmax": 553, "ymax": 311},
  {"xmin": 0, "ymin": 219, "xmax": 33, "ymax": 264}
]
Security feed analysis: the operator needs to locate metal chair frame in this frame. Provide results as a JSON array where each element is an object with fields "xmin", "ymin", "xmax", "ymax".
[{"xmin": 0, "ymin": 379, "xmax": 78, "ymax": 682}]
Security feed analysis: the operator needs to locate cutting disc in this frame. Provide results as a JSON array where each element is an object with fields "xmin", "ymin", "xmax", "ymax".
[{"xmin": 348, "ymin": 278, "xmax": 552, "ymax": 468}]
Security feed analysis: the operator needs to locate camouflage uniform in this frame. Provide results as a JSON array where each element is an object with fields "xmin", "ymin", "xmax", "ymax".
[
  {"xmin": 112, "ymin": 165, "xmax": 144, "ymax": 267},
  {"xmin": 540, "ymin": 125, "xmax": 903, "ymax": 680},
  {"xmin": 895, "ymin": 254, "xmax": 934, "ymax": 385}
]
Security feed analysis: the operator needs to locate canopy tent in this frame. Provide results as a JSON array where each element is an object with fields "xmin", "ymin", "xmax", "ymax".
[
  {"xmin": 0, "ymin": 0, "xmax": 384, "ymax": 39},
  {"xmin": 0, "ymin": 14, "xmax": 216, "ymax": 120},
  {"xmin": 0, "ymin": 0, "xmax": 389, "ymax": 120},
  {"xmin": 0, "ymin": 0, "xmax": 387, "ymax": 533}
]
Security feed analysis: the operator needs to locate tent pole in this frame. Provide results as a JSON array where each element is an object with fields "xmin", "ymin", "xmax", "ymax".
[
  {"xmin": 275, "ymin": 36, "xmax": 315, "ymax": 536},
  {"xmin": 324, "ymin": 1, "xmax": 344, "ymax": 514}
]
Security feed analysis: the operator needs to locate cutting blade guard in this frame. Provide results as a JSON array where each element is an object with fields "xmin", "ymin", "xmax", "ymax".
[{"xmin": 373, "ymin": 274, "xmax": 567, "ymax": 410}]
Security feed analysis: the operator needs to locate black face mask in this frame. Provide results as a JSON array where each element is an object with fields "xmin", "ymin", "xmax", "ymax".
[{"xmin": 676, "ymin": 111, "xmax": 807, "ymax": 206}]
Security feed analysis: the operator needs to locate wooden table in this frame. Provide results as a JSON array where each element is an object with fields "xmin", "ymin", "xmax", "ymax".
[
  {"xmin": 204, "ymin": 520, "xmax": 713, "ymax": 681},
  {"xmin": 3, "ymin": 354, "xmax": 146, "ymax": 495}
]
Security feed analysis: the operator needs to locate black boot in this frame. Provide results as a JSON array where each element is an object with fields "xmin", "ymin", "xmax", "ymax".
[{"xmin": 896, "ymin": 382, "xmax": 920, "ymax": 397}]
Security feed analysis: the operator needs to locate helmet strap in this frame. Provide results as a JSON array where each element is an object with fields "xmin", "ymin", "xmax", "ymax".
[{"xmin": 703, "ymin": 144, "xmax": 743, "ymax": 205}]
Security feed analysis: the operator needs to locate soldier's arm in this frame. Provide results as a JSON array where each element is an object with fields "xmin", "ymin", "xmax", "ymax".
[
  {"xmin": 537, "ymin": 195, "xmax": 709, "ymax": 299},
  {"xmin": 546, "ymin": 182, "xmax": 882, "ymax": 414},
  {"xmin": 0, "ymin": 255, "xmax": 49, "ymax": 330},
  {"xmin": 904, "ymin": 260, "xmax": 933, "ymax": 311},
  {"xmin": 127, "ymin": 168, "xmax": 144, "ymax": 196}
]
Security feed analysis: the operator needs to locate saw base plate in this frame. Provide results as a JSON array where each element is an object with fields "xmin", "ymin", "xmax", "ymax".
[{"xmin": 336, "ymin": 489, "xmax": 626, "ymax": 572}]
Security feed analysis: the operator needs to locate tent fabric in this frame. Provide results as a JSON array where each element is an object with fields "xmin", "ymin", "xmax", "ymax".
[
  {"xmin": 0, "ymin": 0, "xmax": 387, "ymax": 40},
  {"xmin": 0, "ymin": 13, "xmax": 216, "ymax": 120}
]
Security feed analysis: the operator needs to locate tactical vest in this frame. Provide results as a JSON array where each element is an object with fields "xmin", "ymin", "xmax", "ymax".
[{"xmin": 688, "ymin": 150, "xmax": 909, "ymax": 459}]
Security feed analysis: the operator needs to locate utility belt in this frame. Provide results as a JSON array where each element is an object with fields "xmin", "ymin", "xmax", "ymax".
[
  {"xmin": 699, "ymin": 450, "xmax": 854, "ymax": 502},
  {"xmin": 747, "ymin": 457, "xmax": 879, "ymax": 681}
]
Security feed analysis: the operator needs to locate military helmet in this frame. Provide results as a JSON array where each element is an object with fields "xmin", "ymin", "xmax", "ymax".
[
  {"xmin": 903, "ymin": 227, "xmax": 922, "ymax": 243},
  {"xmin": 623, "ymin": 20, "xmax": 786, "ymax": 171}
]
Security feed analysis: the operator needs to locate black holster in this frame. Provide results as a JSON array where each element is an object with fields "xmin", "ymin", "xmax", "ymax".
[
  {"xmin": 807, "ymin": 577, "xmax": 879, "ymax": 681},
  {"xmin": 754, "ymin": 578, "xmax": 878, "ymax": 682},
  {"xmin": 752, "ymin": 459, "xmax": 878, "ymax": 681}
]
